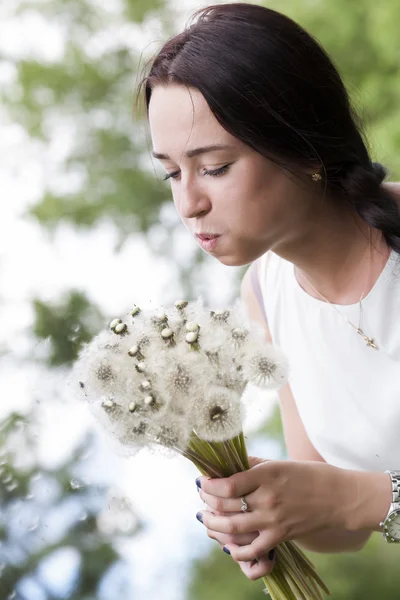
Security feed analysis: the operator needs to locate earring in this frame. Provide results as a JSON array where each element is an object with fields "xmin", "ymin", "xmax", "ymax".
[{"xmin": 311, "ymin": 172, "xmax": 322, "ymax": 182}]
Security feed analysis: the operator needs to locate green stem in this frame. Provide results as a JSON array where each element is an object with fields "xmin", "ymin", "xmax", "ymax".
[{"xmin": 181, "ymin": 429, "xmax": 330, "ymax": 600}]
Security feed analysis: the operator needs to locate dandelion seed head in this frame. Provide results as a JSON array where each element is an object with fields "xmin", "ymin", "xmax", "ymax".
[
  {"xmin": 74, "ymin": 336, "xmax": 131, "ymax": 402},
  {"xmin": 75, "ymin": 298, "xmax": 289, "ymax": 455},
  {"xmin": 209, "ymin": 309, "xmax": 231, "ymax": 327},
  {"xmin": 165, "ymin": 363, "xmax": 192, "ymax": 395},
  {"xmin": 138, "ymin": 335, "xmax": 150, "ymax": 349},
  {"xmin": 240, "ymin": 343, "xmax": 289, "ymax": 390},
  {"xmin": 199, "ymin": 327, "xmax": 227, "ymax": 354},
  {"xmin": 193, "ymin": 385, "xmax": 242, "ymax": 442},
  {"xmin": 231, "ymin": 327, "xmax": 249, "ymax": 348},
  {"xmin": 148, "ymin": 415, "xmax": 191, "ymax": 455},
  {"xmin": 96, "ymin": 363, "xmax": 115, "ymax": 382},
  {"xmin": 205, "ymin": 350, "xmax": 220, "ymax": 366},
  {"xmin": 215, "ymin": 368, "xmax": 245, "ymax": 395},
  {"xmin": 104, "ymin": 342, "xmax": 121, "ymax": 354}
]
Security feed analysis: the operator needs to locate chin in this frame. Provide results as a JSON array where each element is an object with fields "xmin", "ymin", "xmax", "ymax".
[{"xmin": 216, "ymin": 255, "xmax": 250, "ymax": 267}]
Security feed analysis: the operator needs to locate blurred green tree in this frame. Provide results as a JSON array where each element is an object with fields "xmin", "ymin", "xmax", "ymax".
[{"xmin": 0, "ymin": 410, "xmax": 142, "ymax": 599}]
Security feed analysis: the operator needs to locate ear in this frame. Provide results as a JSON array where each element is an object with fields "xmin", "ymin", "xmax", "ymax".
[{"xmin": 383, "ymin": 182, "xmax": 400, "ymax": 203}]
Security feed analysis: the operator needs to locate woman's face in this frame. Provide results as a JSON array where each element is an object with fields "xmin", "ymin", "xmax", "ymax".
[{"xmin": 148, "ymin": 84, "xmax": 315, "ymax": 266}]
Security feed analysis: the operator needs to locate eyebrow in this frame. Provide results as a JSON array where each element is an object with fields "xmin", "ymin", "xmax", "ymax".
[{"xmin": 152, "ymin": 144, "xmax": 232, "ymax": 160}]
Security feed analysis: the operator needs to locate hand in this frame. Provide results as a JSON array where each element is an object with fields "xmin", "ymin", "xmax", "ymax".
[
  {"xmin": 201, "ymin": 505, "xmax": 272, "ymax": 581},
  {"xmin": 196, "ymin": 456, "xmax": 349, "ymax": 579}
]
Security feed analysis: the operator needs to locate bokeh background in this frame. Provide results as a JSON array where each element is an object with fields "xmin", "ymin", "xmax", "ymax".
[{"xmin": 1, "ymin": 0, "xmax": 400, "ymax": 598}]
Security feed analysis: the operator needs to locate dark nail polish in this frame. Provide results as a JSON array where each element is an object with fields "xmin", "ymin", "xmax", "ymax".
[
  {"xmin": 268, "ymin": 548, "xmax": 276, "ymax": 561},
  {"xmin": 223, "ymin": 546, "xmax": 231, "ymax": 555},
  {"xmin": 196, "ymin": 512, "xmax": 203, "ymax": 523},
  {"xmin": 195, "ymin": 477, "xmax": 201, "ymax": 489}
]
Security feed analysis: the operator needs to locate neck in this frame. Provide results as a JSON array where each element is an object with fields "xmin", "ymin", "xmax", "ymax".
[{"xmin": 271, "ymin": 203, "xmax": 390, "ymax": 305}]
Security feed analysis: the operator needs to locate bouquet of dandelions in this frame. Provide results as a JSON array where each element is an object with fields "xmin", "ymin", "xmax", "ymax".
[{"xmin": 74, "ymin": 298, "xmax": 330, "ymax": 600}]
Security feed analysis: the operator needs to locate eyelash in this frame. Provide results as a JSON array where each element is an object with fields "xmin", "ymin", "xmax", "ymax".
[{"xmin": 163, "ymin": 164, "xmax": 231, "ymax": 182}]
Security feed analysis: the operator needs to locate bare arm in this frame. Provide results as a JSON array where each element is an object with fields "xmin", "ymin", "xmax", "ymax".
[{"xmin": 241, "ymin": 265, "xmax": 376, "ymax": 553}]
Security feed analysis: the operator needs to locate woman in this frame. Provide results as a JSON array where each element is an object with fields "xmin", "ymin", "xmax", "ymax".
[{"xmin": 138, "ymin": 2, "xmax": 400, "ymax": 581}]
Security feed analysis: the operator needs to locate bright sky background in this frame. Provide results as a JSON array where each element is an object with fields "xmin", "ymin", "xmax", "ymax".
[{"xmin": 0, "ymin": 1, "xmax": 279, "ymax": 598}]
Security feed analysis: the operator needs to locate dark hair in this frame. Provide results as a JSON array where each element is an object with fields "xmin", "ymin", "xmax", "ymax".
[{"xmin": 138, "ymin": 2, "xmax": 400, "ymax": 254}]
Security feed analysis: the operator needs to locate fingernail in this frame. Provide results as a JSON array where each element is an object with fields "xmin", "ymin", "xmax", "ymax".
[
  {"xmin": 196, "ymin": 512, "xmax": 203, "ymax": 523},
  {"xmin": 223, "ymin": 546, "xmax": 231, "ymax": 555},
  {"xmin": 268, "ymin": 548, "xmax": 276, "ymax": 561},
  {"xmin": 195, "ymin": 477, "xmax": 201, "ymax": 489}
]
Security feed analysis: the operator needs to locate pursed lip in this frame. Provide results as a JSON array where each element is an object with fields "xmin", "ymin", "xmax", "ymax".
[{"xmin": 195, "ymin": 233, "xmax": 221, "ymax": 241}]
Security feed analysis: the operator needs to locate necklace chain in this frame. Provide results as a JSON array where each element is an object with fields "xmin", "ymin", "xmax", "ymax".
[{"xmin": 298, "ymin": 229, "xmax": 379, "ymax": 350}]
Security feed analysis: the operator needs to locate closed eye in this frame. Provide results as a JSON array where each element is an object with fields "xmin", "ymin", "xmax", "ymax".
[{"xmin": 163, "ymin": 164, "xmax": 232, "ymax": 182}]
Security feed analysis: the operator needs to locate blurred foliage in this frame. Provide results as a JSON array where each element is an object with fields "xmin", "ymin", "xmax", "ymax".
[
  {"xmin": 0, "ymin": 411, "xmax": 142, "ymax": 599},
  {"xmin": 0, "ymin": 0, "xmax": 188, "ymax": 257},
  {"xmin": 33, "ymin": 290, "xmax": 105, "ymax": 366},
  {"xmin": 187, "ymin": 532, "xmax": 400, "ymax": 600},
  {"xmin": 269, "ymin": 0, "xmax": 400, "ymax": 174}
]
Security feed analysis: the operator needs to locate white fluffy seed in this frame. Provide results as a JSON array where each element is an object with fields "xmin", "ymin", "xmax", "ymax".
[
  {"xmin": 103, "ymin": 399, "xmax": 114, "ymax": 408},
  {"xmin": 128, "ymin": 402, "xmax": 137, "ymax": 413},
  {"xmin": 110, "ymin": 318, "xmax": 122, "ymax": 330},
  {"xmin": 186, "ymin": 332, "xmax": 198, "ymax": 343},
  {"xmin": 175, "ymin": 300, "xmax": 188, "ymax": 309},
  {"xmin": 128, "ymin": 345, "xmax": 139, "ymax": 357},
  {"xmin": 185, "ymin": 322, "xmax": 199, "ymax": 332},
  {"xmin": 130, "ymin": 307, "xmax": 140, "ymax": 317},
  {"xmin": 136, "ymin": 362, "xmax": 146, "ymax": 372},
  {"xmin": 144, "ymin": 395, "xmax": 155, "ymax": 406},
  {"xmin": 161, "ymin": 328, "xmax": 173, "ymax": 339},
  {"xmin": 115, "ymin": 323, "xmax": 127, "ymax": 334},
  {"xmin": 140, "ymin": 380, "xmax": 151, "ymax": 390}
]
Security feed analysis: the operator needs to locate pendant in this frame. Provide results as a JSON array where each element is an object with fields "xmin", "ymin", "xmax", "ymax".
[{"xmin": 356, "ymin": 328, "xmax": 378, "ymax": 350}]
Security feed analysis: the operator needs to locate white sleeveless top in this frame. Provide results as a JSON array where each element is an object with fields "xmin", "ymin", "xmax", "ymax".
[{"xmin": 258, "ymin": 249, "xmax": 400, "ymax": 472}]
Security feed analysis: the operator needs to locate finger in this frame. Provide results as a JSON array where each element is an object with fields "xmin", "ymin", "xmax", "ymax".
[
  {"xmin": 224, "ymin": 532, "xmax": 274, "ymax": 563},
  {"xmin": 204, "ymin": 507, "xmax": 242, "ymax": 517},
  {"xmin": 248, "ymin": 456, "xmax": 269, "ymax": 468},
  {"xmin": 206, "ymin": 528, "xmax": 259, "ymax": 547},
  {"xmin": 196, "ymin": 467, "xmax": 262, "ymax": 499},
  {"xmin": 237, "ymin": 552, "xmax": 276, "ymax": 581},
  {"xmin": 197, "ymin": 510, "xmax": 260, "ymax": 535},
  {"xmin": 200, "ymin": 489, "xmax": 256, "ymax": 514}
]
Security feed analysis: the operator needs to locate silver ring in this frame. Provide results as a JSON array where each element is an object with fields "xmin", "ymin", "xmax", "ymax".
[{"xmin": 241, "ymin": 496, "xmax": 248, "ymax": 512}]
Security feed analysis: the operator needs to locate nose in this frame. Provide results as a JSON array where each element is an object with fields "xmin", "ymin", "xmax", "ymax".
[{"xmin": 176, "ymin": 175, "xmax": 211, "ymax": 220}]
